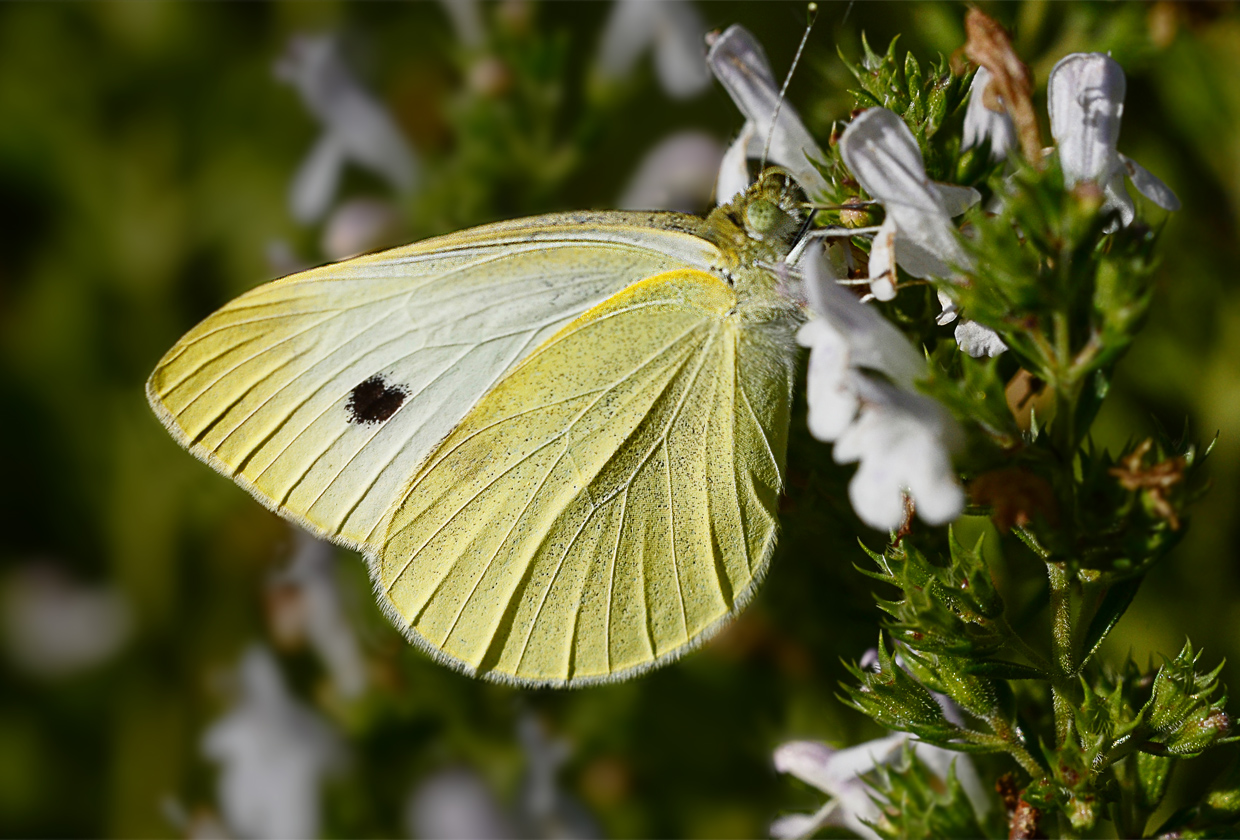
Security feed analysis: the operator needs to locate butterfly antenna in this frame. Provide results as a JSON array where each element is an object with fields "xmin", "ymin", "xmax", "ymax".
[{"xmin": 760, "ymin": 3, "xmax": 819, "ymax": 171}]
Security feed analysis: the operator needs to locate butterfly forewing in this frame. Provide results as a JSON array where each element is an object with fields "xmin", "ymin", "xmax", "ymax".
[
  {"xmin": 371, "ymin": 269, "xmax": 794, "ymax": 686},
  {"xmin": 146, "ymin": 214, "xmax": 720, "ymax": 552}
]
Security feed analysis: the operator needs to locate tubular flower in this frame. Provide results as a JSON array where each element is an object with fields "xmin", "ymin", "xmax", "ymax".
[
  {"xmin": 202, "ymin": 646, "xmax": 345, "ymax": 840},
  {"xmin": 962, "ymin": 66, "xmax": 1017, "ymax": 162},
  {"xmin": 275, "ymin": 34, "xmax": 418, "ymax": 224},
  {"xmin": 596, "ymin": 0, "xmax": 711, "ymax": 100},
  {"xmin": 838, "ymin": 107, "xmax": 978, "ymax": 289},
  {"xmin": 1048, "ymin": 52, "xmax": 1180, "ymax": 227},
  {"xmin": 706, "ymin": 25, "xmax": 829, "ymax": 202},
  {"xmin": 797, "ymin": 242, "xmax": 965, "ymax": 530},
  {"xmin": 838, "ymin": 107, "xmax": 1002, "ymax": 356}
]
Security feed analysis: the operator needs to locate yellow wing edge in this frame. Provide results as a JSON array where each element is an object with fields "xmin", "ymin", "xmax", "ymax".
[
  {"xmin": 360, "ymin": 524, "xmax": 778, "ymax": 689},
  {"xmin": 145, "ymin": 375, "xmax": 381, "ymax": 555}
]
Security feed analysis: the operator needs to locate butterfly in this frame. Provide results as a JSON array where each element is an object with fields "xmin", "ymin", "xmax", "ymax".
[{"xmin": 147, "ymin": 169, "xmax": 809, "ymax": 687}]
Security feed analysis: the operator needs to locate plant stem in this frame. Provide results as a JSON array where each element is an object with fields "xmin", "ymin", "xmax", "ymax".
[{"xmin": 1048, "ymin": 561, "xmax": 1077, "ymax": 746}]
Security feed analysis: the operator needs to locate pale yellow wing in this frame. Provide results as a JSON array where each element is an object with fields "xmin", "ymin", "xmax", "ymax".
[
  {"xmin": 146, "ymin": 212, "xmax": 720, "ymax": 552},
  {"xmin": 369, "ymin": 269, "xmax": 796, "ymax": 686}
]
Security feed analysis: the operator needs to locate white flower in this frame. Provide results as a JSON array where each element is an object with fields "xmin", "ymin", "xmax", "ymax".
[
  {"xmin": 1, "ymin": 563, "xmax": 131, "ymax": 679},
  {"xmin": 797, "ymin": 243, "xmax": 965, "ymax": 530},
  {"xmin": 839, "ymin": 107, "xmax": 1005, "ymax": 355},
  {"xmin": 706, "ymin": 25, "xmax": 829, "ymax": 202},
  {"xmin": 954, "ymin": 319, "xmax": 1009, "ymax": 359},
  {"xmin": 268, "ymin": 530, "xmax": 368, "ymax": 699},
  {"xmin": 516, "ymin": 713, "xmax": 600, "ymax": 839},
  {"xmin": 962, "ymin": 66, "xmax": 1017, "ymax": 162},
  {"xmin": 438, "ymin": 0, "xmax": 484, "ymax": 49},
  {"xmin": 202, "ymin": 645, "xmax": 346, "ymax": 840},
  {"xmin": 838, "ymin": 107, "xmax": 977, "ymax": 285},
  {"xmin": 596, "ymin": 0, "xmax": 711, "ymax": 100},
  {"xmin": 275, "ymin": 34, "xmax": 418, "ymax": 224},
  {"xmin": 771, "ymin": 734, "xmax": 989, "ymax": 840},
  {"xmin": 1048, "ymin": 52, "xmax": 1180, "ymax": 227},
  {"xmin": 618, "ymin": 131, "xmax": 724, "ymax": 211},
  {"xmin": 406, "ymin": 767, "xmax": 514, "ymax": 840}
]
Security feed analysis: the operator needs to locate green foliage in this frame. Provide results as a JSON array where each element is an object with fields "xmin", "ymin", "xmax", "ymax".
[
  {"xmin": 865, "ymin": 744, "xmax": 997, "ymax": 839},
  {"xmin": 842, "ymin": 635, "xmax": 967, "ymax": 745},
  {"xmin": 838, "ymin": 34, "xmax": 973, "ymax": 180},
  {"xmin": 832, "ymin": 18, "xmax": 1238, "ymax": 839}
]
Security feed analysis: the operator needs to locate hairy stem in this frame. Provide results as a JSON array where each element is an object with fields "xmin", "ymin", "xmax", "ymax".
[{"xmin": 1048, "ymin": 561, "xmax": 1077, "ymax": 746}]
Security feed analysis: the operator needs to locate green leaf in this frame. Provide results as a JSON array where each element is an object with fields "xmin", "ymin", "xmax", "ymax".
[
  {"xmin": 841, "ymin": 635, "xmax": 968, "ymax": 743},
  {"xmin": 1142, "ymin": 641, "xmax": 1232, "ymax": 757},
  {"xmin": 962, "ymin": 659, "xmax": 1048, "ymax": 681},
  {"xmin": 1080, "ymin": 578, "xmax": 1143, "ymax": 667}
]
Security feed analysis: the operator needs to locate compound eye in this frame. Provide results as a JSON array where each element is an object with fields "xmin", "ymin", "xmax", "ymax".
[{"xmin": 745, "ymin": 198, "xmax": 786, "ymax": 237}]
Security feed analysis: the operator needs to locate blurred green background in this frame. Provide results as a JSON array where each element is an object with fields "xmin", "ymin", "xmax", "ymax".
[{"xmin": 2, "ymin": 1, "xmax": 1239, "ymax": 837}]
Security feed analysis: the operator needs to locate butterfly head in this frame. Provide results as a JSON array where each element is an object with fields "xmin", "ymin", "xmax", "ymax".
[
  {"xmin": 742, "ymin": 168, "xmax": 804, "ymax": 241},
  {"xmin": 702, "ymin": 168, "xmax": 810, "ymax": 314}
]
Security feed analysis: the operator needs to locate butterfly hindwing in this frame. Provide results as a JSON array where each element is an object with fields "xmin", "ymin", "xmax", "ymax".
[
  {"xmin": 146, "ymin": 213, "xmax": 721, "ymax": 552},
  {"xmin": 371, "ymin": 268, "xmax": 795, "ymax": 686}
]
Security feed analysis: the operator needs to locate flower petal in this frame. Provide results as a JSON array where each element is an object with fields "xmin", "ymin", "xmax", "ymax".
[
  {"xmin": 598, "ymin": 0, "xmax": 709, "ymax": 99},
  {"xmin": 716, "ymin": 121, "xmax": 757, "ymax": 206},
  {"xmin": 936, "ymin": 289, "xmax": 959, "ymax": 326},
  {"xmin": 650, "ymin": 0, "xmax": 710, "ymax": 99},
  {"xmin": 803, "ymin": 242, "xmax": 924, "ymax": 387},
  {"xmin": 596, "ymin": 0, "xmax": 657, "ymax": 80},
  {"xmin": 773, "ymin": 741, "xmax": 839, "ymax": 792},
  {"xmin": 1120, "ymin": 153, "xmax": 1181, "ymax": 211},
  {"xmin": 706, "ymin": 25, "xmax": 828, "ymax": 197},
  {"xmin": 868, "ymin": 216, "xmax": 898, "ymax": 301},
  {"xmin": 834, "ymin": 381, "xmax": 964, "ymax": 530},
  {"xmin": 954, "ymin": 320, "xmax": 1008, "ymax": 358},
  {"xmin": 1048, "ymin": 53, "xmax": 1126, "ymax": 187},
  {"xmin": 799, "ymin": 320, "xmax": 859, "ymax": 441},
  {"xmin": 932, "ymin": 183, "xmax": 983, "ymax": 217},
  {"xmin": 289, "ymin": 133, "xmax": 346, "ymax": 224},
  {"xmin": 962, "ymin": 65, "xmax": 1017, "ymax": 162},
  {"xmin": 838, "ymin": 108, "xmax": 968, "ymax": 278}
]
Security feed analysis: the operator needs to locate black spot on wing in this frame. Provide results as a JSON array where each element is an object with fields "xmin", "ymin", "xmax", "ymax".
[{"xmin": 347, "ymin": 375, "xmax": 410, "ymax": 425}]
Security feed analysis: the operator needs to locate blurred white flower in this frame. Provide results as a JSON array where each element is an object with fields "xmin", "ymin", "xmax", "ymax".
[
  {"xmin": 618, "ymin": 131, "xmax": 724, "ymax": 211},
  {"xmin": 961, "ymin": 66, "xmax": 1016, "ymax": 162},
  {"xmin": 267, "ymin": 530, "xmax": 368, "ymax": 700},
  {"xmin": 265, "ymin": 240, "xmax": 311, "ymax": 277},
  {"xmin": 321, "ymin": 198, "xmax": 401, "ymax": 261},
  {"xmin": 517, "ymin": 714, "xmax": 600, "ymax": 839},
  {"xmin": 2, "ymin": 563, "xmax": 131, "ymax": 679},
  {"xmin": 839, "ymin": 107, "xmax": 1004, "ymax": 356},
  {"xmin": 438, "ymin": 0, "xmax": 484, "ymax": 49},
  {"xmin": 202, "ymin": 645, "xmax": 346, "ymax": 840},
  {"xmin": 275, "ymin": 34, "xmax": 418, "ymax": 224},
  {"xmin": 596, "ymin": 0, "xmax": 711, "ymax": 100},
  {"xmin": 406, "ymin": 767, "xmax": 514, "ymax": 840},
  {"xmin": 797, "ymin": 242, "xmax": 964, "ymax": 530},
  {"xmin": 706, "ymin": 25, "xmax": 829, "ymax": 202},
  {"xmin": 771, "ymin": 734, "xmax": 989, "ymax": 840},
  {"xmin": 1048, "ymin": 52, "xmax": 1180, "ymax": 227}
]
